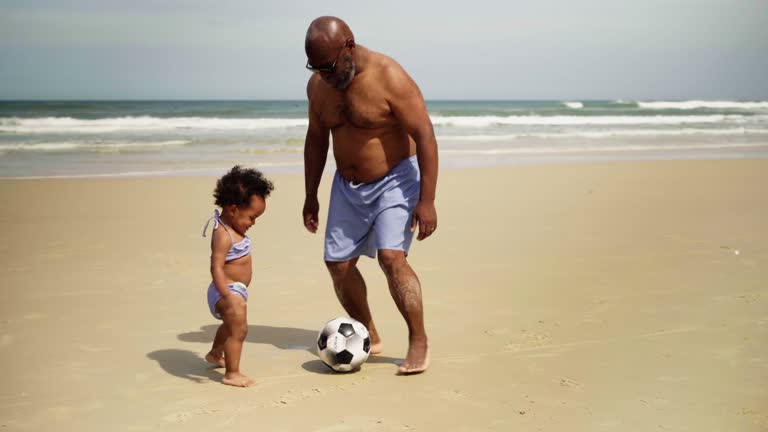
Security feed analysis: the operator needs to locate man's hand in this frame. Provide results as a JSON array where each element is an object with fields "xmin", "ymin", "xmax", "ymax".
[
  {"xmin": 303, "ymin": 196, "xmax": 320, "ymax": 233},
  {"xmin": 411, "ymin": 200, "xmax": 437, "ymax": 241}
]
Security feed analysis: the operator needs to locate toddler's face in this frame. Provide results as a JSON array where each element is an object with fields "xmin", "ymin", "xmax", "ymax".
[{"xmin": 231, "ymin": 195, "xmax": 266, "ymax": 235}]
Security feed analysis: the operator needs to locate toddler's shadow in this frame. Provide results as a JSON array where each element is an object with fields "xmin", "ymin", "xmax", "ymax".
[{"xmin": 146, "ymin": 349, "xmax": 222, "ymax": 384}]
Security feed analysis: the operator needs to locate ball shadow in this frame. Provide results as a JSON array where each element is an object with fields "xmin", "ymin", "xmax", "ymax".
[{"xmin": 301, "ymin": 353, "xmax": 402, "ymax": 375}]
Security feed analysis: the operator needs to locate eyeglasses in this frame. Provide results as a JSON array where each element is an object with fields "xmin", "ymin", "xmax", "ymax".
[{"xmin": 305, "ymin": 41, "xmax": 350, "ymax": 73}]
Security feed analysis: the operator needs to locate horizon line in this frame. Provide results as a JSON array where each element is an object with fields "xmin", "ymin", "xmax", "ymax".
[{"xmin": 2, "ymin": 98, "xmax": 767, "ymax": 103}]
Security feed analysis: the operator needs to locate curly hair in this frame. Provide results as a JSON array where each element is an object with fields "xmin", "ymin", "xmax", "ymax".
[{"xmin": 213, "ymin": 165, "xmax": 274, "ymax": 207}]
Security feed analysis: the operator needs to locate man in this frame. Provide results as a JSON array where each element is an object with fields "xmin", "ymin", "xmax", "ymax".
[{"xmin": 302, "ymin": 16, "xmax": 438, "ymax": 374}]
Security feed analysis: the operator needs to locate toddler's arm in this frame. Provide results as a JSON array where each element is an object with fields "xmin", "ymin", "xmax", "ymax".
[{"xmin": 210, "ymin": 227, "xmax": 233, "ymax": 297}]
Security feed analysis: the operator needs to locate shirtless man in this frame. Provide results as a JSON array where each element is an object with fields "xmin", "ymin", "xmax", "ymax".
[{"xmin": 302, "ymin": 16, "xmax": 438, "ymax": 374}]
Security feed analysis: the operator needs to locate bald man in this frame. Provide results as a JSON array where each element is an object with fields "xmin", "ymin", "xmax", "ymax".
[{"xmin": 302, "ymin": 16, "xmax": 438, "ymax": 374}]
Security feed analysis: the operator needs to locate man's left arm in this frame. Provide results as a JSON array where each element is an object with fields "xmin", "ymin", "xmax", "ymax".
[{"xmin": 387, "ymin": 67, "xmax": 438, "ymax": 241}]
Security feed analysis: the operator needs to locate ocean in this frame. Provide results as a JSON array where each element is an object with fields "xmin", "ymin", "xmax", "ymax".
[{"xmin": 1, "ymin": 100, "xmax": 767, "ymax": 178}]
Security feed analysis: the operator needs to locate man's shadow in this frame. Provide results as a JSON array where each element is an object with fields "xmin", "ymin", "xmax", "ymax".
[
  {"xmin": 178, "ymin": 324, "xmax": 319, "ymax": 353},
  {"xmin": 149, "ymin": 324, "xmax": 401, "ymax": 380}
]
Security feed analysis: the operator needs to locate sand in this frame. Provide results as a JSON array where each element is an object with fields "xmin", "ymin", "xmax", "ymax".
[{"xmin": 0, "ymin": 159, "xmax": 766, "ymax": 431}]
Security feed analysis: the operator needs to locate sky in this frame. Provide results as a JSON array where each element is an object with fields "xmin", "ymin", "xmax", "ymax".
[{"xmin": 1, "ymin": 0, "xmax": 767, "ymax": 100}]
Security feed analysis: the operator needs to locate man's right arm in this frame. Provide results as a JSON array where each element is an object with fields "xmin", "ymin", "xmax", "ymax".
[{"xmin": 303, "ymin": 77, "xmax": 330, "ymax": 233}]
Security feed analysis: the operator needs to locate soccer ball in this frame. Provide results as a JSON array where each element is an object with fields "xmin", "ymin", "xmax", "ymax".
[{"xmin": 317, "ymin": 317, "xmax": 371, "ymax": 372}]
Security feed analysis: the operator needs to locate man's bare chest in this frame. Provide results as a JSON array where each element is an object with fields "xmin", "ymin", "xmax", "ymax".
[{"xmin": 319, "ymin": 91, "xmax": 395, "ymax": 130}]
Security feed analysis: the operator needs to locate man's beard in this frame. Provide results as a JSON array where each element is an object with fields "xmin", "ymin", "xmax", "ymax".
[{"xmin": 327, "ymin": 56, "xmax": 356, "ymax": 89}]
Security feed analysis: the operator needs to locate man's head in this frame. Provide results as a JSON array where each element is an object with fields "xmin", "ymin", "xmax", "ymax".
[{"xmin": 305, "ymin": 16, "xmax": 356, "ymax": 89}]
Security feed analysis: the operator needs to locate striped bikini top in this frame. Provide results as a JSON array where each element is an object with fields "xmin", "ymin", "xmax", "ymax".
[{"xmin": 202, "ymin": 210, "xmax": 251, "ymax": 262}]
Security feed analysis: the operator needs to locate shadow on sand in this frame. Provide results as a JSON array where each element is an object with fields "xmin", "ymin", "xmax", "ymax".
[
  {"xmin": 301, "ymin": 353, "xmax": 401, "ymax": 375},
  {"xmin": 178, "ymin": 324, "xmax": 319, "ymax": 354},
  {"xmin": 146, "ymin": 349, "xmax": 223, "ymax": 384},
  {"xmin": 149, "ymin": 324, "xmax": 402, "ymax": 379}
]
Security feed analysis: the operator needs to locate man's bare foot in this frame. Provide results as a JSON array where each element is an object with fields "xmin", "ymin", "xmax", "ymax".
[
  {"xmin": 397, "ymin": 340, "xmax": 429, "ymax": 375},
  {"xmin": 222, "ymin": 372, "xmax": 257, "ymax": 387},
  {"xmin": 205, "ymin": 351, "xmax": 225, "ymax": 368}
]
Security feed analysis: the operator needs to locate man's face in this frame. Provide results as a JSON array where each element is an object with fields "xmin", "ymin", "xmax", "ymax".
[
  {"xmin": 322, "ymin": 53, "xmax": 355, "ymax": 89},
  {"xmin": 307, "ymin": 43, "xmax": 356, "ymax": 89}
]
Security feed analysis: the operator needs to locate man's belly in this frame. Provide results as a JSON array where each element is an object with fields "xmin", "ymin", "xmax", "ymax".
[{"xmin": 332, "ymin": 129, "xmax": 415, "ymax": 183}]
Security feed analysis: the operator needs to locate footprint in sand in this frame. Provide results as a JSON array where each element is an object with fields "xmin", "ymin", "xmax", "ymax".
[
  {"xmin": 270, "ymin": 388, "xmax": 324, "ymax": 408},
  {"xmin": 738, "ymin": 294, "xmax": 760, "ymax": 304},
  {"xmin": 47, "ymin": 406, "xmax": 74, "ymax": 421},
  {"xmin": 518, "ymin": 352, "xmax": 558, "ymax": 359},
  {"xmin": 0, "ymin": 334, "xmax": 14, "ymax": 348},
  {"xmin": 558, "ymin": 377, "xmax": 583, "ymax": 389},
  {"xmin": 151, "ymin": 253, "xmax": 181, "ymax": 266},
  {"xmin": 270, "ymin": 387, "xmax": 335, "ymax": 408},
  {"xmin": 596, "ymin": 419, "xmax": 622, "ymax": 427},
  {"xmin": 483, "ymin": 328, "xmax": 511, "ymax": 337},
  {"xmin": 439, "ymin": 390, "xmax": 467, "ymax": 401},
  {"xmin": 311, "ymin": 418, "xmax": 409, "ymax": 432},
  {"xmin": 713, "ymin": 293, "xmax": 761, "ymax": 304},
  {"xmin": 639, "ymin": 397, "xmax": 669, "ymax": 410},
  {"xmin": 739, "ymin": 409, "xmax": 768, "ymax": 427},
  {"xmin": 504, "ymin": 331, "xmax": 552, "ymax": 351},
  {"xmin": 135, "ymin": 372, "xmax": 151, "ymax": 382},
  {"xmin": 76, "ymin": 344, "xmax": 109, "ymax": 353},
  {"xmin": 270, "ymin": 378, "xmax": 370, "ymax": 408},
  {"xmin": 163, "ymin": 407, "xmax": 220, "ymax": 423}
]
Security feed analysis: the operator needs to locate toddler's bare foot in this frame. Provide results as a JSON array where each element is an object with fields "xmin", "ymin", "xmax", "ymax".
[
  {"xmin": 222, "ymin": 372, "xmax": 257, "ymax": 387},
  {"xmin": 368, "ymin": 330, "xmax": 383, "ymax": 355},
  {"xmin": 397, "ymin": 340, "xmax": 429, "ymax": 375},
  {"xmin": 205, "ymin": 351, "xmax": 225, "ymax": 368},
  {"xmin": 370, "ymin": 341, "xmax": 384, "ymax": 355}
]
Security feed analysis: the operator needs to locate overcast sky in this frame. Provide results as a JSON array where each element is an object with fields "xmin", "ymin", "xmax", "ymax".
[{"xmin": 1, "ymin": 0, "xmax": 766, "ymax": 100}]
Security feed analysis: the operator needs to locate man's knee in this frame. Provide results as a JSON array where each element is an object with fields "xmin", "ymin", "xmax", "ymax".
[
  {"xmin": 325, "ymin": 259, "xmax": 357, "ymax": 280},
  {"xmin": 377, "ymin": 249, "xmax": 406, "ymax": 274}
]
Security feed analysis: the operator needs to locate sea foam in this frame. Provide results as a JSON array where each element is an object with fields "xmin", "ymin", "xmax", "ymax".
[
  {"xmin": 563, "ymin": 101, "xmax": 584, "ymax": 109},
  {"xmin": 0, "ymin": 117, "xmax": 309, "ymax": 134},
  {"xmin": 637, "ymin": 101, "xmax": 768, "ymax": 110},
  {"xmin": 429, "ymin": 114, "xmax": 753, "ymax": 127}
]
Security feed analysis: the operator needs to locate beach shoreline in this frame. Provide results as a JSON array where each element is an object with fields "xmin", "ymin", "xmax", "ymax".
[
  {"xmin": 3, "ymin": 99, "xmax": 768, "ymax": 179},
  {"xmin": 2, "ymin": 152, "xmax": 768, "ymax": 180}
]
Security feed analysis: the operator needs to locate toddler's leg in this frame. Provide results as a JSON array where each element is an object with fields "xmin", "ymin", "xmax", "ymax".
[
  {"xmin": 217, "ymin": 294, "xmax": 256, "ymax": 387},
  {"xmin": 205, "ymin": 324, "xmax": 227, "ymax": 368}
]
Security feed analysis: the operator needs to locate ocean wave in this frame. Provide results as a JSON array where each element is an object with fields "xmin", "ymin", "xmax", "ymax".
[
  {"xmin": 430, "ymin": 114, "xmax": 755, "ymax": 127},
  {"xmin": 0, "ymin": 117, "xmax": 309, "ymax": 134},
  {"xmin": 562, "ymin": 101, "xmax": 584, "ymax": 109},
  {"xmin": 438, "ymin": 128, "xmax": 768, "ymax": 141},
  {"xmin": 440, "ymin": 142, "xmax": 768, "ymax": 155},
  {"xmin": 637, "ymin": 101, "xmax": 768, "ymax": 110},
  {"xmin": 3, "ymin": 113, "xmax": 764, "ymax": 134},
  {"xmin": 0, "ymin": 140, "xmax": 190, "ymax": 152}
]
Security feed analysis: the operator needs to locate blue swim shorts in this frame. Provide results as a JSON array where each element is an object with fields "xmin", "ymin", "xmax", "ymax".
[
  {"xmin": 206, "ymin": 281, "xmax": 248, "ymax": 319},
  {"xmin": 324, "ymin": 155, "xmax": 421, "ymax": 262}
]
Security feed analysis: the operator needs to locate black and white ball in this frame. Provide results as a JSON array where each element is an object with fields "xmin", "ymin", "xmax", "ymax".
[{"xmin": 317, "ymin": 317, "xmax": 371, "ymax": 372}]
